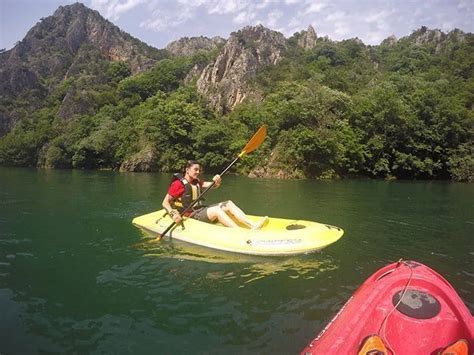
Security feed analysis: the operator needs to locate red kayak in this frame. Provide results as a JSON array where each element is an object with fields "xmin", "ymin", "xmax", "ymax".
[{"xmin": 302, "ymin": 260, "xmax": 474, "ymax": 355}]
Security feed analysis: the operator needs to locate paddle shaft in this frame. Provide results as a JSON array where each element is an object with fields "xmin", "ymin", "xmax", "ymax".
[{"xmin": 159, "ymin": 155, "xmax": 240, "ymax": 238}]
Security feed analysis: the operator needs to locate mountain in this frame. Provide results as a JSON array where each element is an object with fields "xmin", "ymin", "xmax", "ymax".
[
  {"xmin": 197, "ymin": 25, "xmax": 288, "ymax": 114},
  {"xmin": 294, "ymin": 25, "xmax": 318, "ymax": 50},
  {"xmin": 166, "ymin": 36, "xmax": 225, "ymax": 57},
  {"xmin": 1, "ymin": 2, "xmax": 165, "ymax": 76},
  {"xmin": 195, "ymin": 24, "xmax": 335, "ymax": 114},
  {"xmin": 0, "ymin": 2, "xmax": 167, "ymax": 134},
  {"xmin": 0, "ymin": 3, "xmax": 472, "ymax": 181}
]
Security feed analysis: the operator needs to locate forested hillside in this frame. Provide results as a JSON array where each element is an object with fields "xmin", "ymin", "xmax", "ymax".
[{"xmin": 0, "ymin": 3, "xmax": 472, "ymax": 181}]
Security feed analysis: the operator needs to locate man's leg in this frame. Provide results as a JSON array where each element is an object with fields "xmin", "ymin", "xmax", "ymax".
[
  {"xmin": 206, "ymin": 205, "xmax": 240, "ymax": 228},
  {"xmin": 220, "ymin": 201, "xmax": 268, "ymax": 229}
]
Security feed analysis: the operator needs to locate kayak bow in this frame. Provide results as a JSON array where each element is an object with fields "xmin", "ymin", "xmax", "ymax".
[{"xmin": 302, "ymin": 260, "xmax": 474, "ymax": 354}]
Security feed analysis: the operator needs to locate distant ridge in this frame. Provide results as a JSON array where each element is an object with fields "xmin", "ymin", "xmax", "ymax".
[{"xmin": 0, "ymin": 3, "xmax": 472, "ymax": 182}]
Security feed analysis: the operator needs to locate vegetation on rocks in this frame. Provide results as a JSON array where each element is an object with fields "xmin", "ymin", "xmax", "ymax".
[{"xmin": 0, "ymin": 4, "xmax": 472, "ymax": 182}]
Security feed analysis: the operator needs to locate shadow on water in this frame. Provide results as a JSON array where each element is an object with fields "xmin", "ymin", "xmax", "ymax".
[{"xmin": 132, "ymin": 230, "xmax": 339, "ymax": 287}]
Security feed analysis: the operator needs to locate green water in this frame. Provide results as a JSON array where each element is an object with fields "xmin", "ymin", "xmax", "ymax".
[{"xmin": 1, "ymin": 167, "xmax": 473, "ymax": 354}]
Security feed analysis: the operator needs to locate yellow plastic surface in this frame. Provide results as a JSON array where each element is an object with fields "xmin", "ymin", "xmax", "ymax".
[{"xmin": 132, "ymin": 209, "xmax": 344, "ymax": 256}]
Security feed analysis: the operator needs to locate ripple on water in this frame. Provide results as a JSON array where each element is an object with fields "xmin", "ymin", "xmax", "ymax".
[{"xmin": 0, "ymin": 238, "xmax": 32, "ymax": 244}]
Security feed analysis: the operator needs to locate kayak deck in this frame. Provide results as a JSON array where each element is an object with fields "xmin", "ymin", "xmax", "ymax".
[
  {"xmin": 132, "ymin": 209, "xmax": 344, "ymax": 256},
  {"xmin": 302, "ymin": 260, "xmax": 474, "ymax": 354}
]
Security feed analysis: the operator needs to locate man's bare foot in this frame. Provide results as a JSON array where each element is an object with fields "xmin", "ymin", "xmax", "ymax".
[{"xmin": 252, "ymin": 216, "xmax": 269, "ymax": 230}]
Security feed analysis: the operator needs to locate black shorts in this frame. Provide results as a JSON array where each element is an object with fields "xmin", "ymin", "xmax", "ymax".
[
  {"xmin": 190, "ymin": 206, "xmax": 212, "ymax": 223},
  {"xmin": 190, "ymin": 202, "xmax": 224, "ymax": 223}
]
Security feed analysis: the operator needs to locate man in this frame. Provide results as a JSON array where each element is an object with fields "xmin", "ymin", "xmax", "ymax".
[{"xmin": 162, "ymin": 160, "xmax": 268, "ymax": 229}]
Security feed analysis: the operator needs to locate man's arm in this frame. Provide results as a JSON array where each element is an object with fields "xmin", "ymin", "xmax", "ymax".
[
  {"xmin": 202, "ymin": 174, "xmax": 221, "ymax": 189},
  {"xmin": 162, "ymin": 193, "xmax": 182, "ymax": 224}
]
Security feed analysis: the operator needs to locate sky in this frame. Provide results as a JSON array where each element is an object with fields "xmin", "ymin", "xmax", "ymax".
[{"xmin": 1, "ymin": 0, "xmax": 473, "ymax": 50}]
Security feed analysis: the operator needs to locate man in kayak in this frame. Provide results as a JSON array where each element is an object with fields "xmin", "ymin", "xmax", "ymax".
[{"xmin": 162, "ymin": 160, "xmax": 268, "ymax": 229}]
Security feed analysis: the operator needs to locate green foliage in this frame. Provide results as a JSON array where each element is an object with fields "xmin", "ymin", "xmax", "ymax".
[
  {"xmin": 114, "ymin": 86, "xmax": 212, "ymax": 172},
  {"xmin": 107, "ymin": 61, "xmax": 132, "ymax": 83},
  {"xmin": 275, "ymin": 126, "xmax": 342, "ymax": 178},
  {"xmin": 1, "ymin": 29, "xmax": 472, "ymax": 181},
  {"xmin": 263, "ymin": 81, "xmax": 352, "ymax": 131},
  {"xmin": 117, "ymin": 58, "xmax": 193, "ymax": 100},
  {"xmin": 72, "ymin": 118, "xmax": 118, "ymax": 168},
  {"xmin": 193, "ymin": 119, "xmax": 249, "ymax": 172},
  {"xmin": 0, "ymin": 108, "xmax": 54, "ymax": 166},
  {"xmin": 447, "ymin": 143, "xmax": 473, "ymax": 182}
]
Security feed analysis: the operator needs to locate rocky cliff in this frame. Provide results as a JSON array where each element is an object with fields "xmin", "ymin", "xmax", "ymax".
[
  {"xmin": 2, "ymin": 2, "xmax": 164, "ymax": 76},
  {"xmin": 406, "ymin": 26, "xmax": 468, "ymax": 54},
  {"xmin": 166, "ymin": 36, "xmax": 225, "ymax": 57},
  {"xmin": 0, "ymin": 2, "xmax": 167, "ymax": 135},
  {"xmin": 296, "ymin": 25, "xmax": 318, "ymax": 50},
  {"xmin": 196, "ymin": 25, "xmax": 287, "ymax": 113}
]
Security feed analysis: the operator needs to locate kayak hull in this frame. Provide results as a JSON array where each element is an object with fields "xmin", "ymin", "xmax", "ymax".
[
  {"xmin": 301, "ymin": 260, "xmax": 474, "ymax": 354},
  {"xmin": 132, "ymin": 209, "xmax": 344, "ymax": 256}
]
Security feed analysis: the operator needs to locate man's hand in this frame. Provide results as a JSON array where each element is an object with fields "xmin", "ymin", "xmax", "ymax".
[
  {"xmin": 169, "ymin": 209, "xmax": 182, "ymax": 223},
  {"xmin": 213, "ymin": 174, "xmax": 222, "ymax": 187}
]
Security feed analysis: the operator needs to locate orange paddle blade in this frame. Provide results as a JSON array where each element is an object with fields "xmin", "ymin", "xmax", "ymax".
[
  {"xmin": 239, "ymin": 125, "xmax": 267, "ymax": 157},
  {"xmin": 358, "ymin": 335, "xmax": 388, "ymax": 355},
  {"xmin": 440, "ymin": 339, "xmax": 468, "ymax": 355}
]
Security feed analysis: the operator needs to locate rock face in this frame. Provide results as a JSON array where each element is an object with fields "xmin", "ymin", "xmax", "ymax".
[
  {"xmin": 297, "ymin": 25, "xmax": 318, "ymax": 50},
  {"xmin": 0, "ymin": 2, "xmax": 167, "ymax": 136},
  {"xmin": 56, "ymin": 89, "xmax": 95, "ymax": 119},
  {"xmin": 119, "ymin": 147, "xmax": 158, "ymax": 172},
  {"xmin": 196, "ymin": 25, "xmax": 287, "ymax": 113},
  {"xmin": 166, "ymin": 36, "xmax": 225, "ymax": 57},
  {"xmin": 381, "ymin": 35, "xmax": 398, "ymax": 46},
  {"xmin": 406, "ymin": 26, "xmax": 467, "ymax": 54},
  {"xmin": 4, "ymin": 2, "xmax": 164, "ymax": 75},
  {"xmin": 412, "ymin": 27, "xmax": 444, "ymax": 46},
  {"xmin": 167, "ymin": 36, "xmax": 226, "ymax": 84}
]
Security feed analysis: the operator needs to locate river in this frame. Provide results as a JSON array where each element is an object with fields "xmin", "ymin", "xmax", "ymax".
[{"xmin": 1, "ymin": 167, "xmax": 472, "ymax": 353}]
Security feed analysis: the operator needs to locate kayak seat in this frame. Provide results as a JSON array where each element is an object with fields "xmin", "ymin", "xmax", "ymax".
[
  {"xmin": 439, "ymin": 339, "xmax": 468, "ymax": 355},
  {"xmin": 392, "ymin": 289, "xmax": 441, "ymax": 319}
]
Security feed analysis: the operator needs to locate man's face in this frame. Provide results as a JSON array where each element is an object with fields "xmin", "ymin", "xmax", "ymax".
[{"xmin": 186, "ymin": 164, "xmax": 201, "ymax": 180}]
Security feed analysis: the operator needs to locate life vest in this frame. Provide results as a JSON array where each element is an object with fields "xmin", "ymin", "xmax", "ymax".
[{"xmin": 171, "ymin": 173, "xmax": 203, "ymax": 213}]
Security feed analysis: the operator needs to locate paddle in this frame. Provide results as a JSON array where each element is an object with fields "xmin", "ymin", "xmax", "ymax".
[{"xmin": 157, "ymin": 125, "xmax": 267, "ymax": 240}]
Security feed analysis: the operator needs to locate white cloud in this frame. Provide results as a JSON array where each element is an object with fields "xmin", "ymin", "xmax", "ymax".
[
  {"xmin": 364, "ymin": 31, "xmax": 387, "ymax": 45},
  {"xmin": 457, "ymin": 0, "xmax": 473, "ymax": 10},
  {"xmin": 140, "ymin": 17, "xmax": 167, "ymax": 31},
  {"xmin": 441, "ymin": 22, "xmax": 454, "ymax": 31},
  {"xmin": 363, "ymin": 9, "xmax": 393, "ymax": 33},
  {"xmin": 140, "ymin": 2, "xmax": 194, "ymax": 31},
  {"xmin": 233, "ymin": 11, "xmax": 256, "ymax": 24},
  {"xmin": 326, "ymin": 10, "xmax": 346, "ymax": 22},
  {"xmin": 90, "ymin": 0, "xmax": 146, "ymax": 20},
  {"xmin": 287, "ymin": 16, "xmax": 301, "ymax": 28},
  {"xmin": 256, "ymin": 0, "xmax": 276, "ymax": 10},
  {"xmin": 266, "ymin": 10, "xmax": 283, "ymax": 28},
  {"xmin": 364, "ymin": 10, "xmax": 390, "ymax": 24},
  {"xmin": 304, "ymin": 1, "xmax": 328, "ymax": 14},
  {"xmin": 177, "ymin": 0, "xmax": 209, "ymax": 6},
  {"xmin": 334, "ymin": 22, "xmax": 349, "ymax": 36},
  {"xmin": 207, "ymin": 0, "xmax": 248, "ymax": 15},
  {"xmin": 86, "ymin": 0, "xmax": 473, "ymax": 48}
]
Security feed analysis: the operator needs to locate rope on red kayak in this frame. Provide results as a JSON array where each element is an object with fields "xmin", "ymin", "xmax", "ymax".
[{"xmin": 378, "ymin": 259, "xmax": 414, "ymax": 355}]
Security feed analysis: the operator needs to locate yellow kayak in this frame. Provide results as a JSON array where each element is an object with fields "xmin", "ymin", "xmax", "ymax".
[{"xmin": 132, "ymin": 209, "xmax": 344, "ymax": 256}]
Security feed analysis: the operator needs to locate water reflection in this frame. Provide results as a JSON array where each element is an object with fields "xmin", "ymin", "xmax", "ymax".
[
  {"xmin": 2, "ymin": 168, "xmax": 472, "ymax": 354},
  {"xmin": 133, "ymin": 233, "xmax": 338, "ymax": 287}
]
